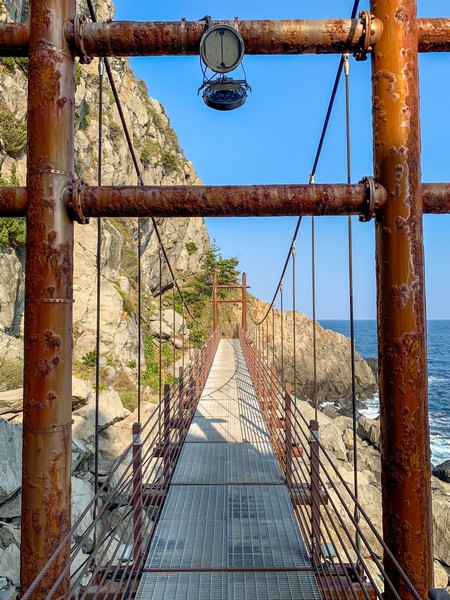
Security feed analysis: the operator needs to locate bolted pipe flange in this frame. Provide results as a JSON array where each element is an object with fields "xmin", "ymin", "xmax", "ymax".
[
  {"xmin": 354, "ymin": 11, "xmax": 375, "ymax": 61},
  {"xmin": 64, "ymin": 179, "xmax": 90, "ymax": 224},
  {"xmin": 359, "ymin": 176, "xmax": 385, "ymax": 222},
  {"xmin": 73, "ymin": 14, "xmax": 93, "ymax": 64}
]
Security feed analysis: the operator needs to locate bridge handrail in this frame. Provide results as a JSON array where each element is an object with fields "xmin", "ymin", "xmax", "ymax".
[
  {"xmin": 21, "ymin": 326, "xmax": 222, "ymax": 600},
  {"xmin": 238, "ymin": 325, "xmax": 422, "ymax": 600}
]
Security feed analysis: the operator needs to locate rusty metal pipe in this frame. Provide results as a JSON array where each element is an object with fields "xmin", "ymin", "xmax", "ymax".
[
  {"xmin": 418, "ymin": 18, "xmax": 450, "ymax": 52},
  {"xmin": 0, "ymin": 22, "xmax": 29, "ymax": 56},
  {"xmin": 68, "ymin": 18, "xmax": 383, "ymax": 57},
  {"xmin": 20, "ymin": 0, "xmax": 75, "ymax": 596},
  {"xmin": 422, "ymin": 183, "xmax": 450, "ymax": 213},
  {"xmin": 371, "ymin": 0, "xmax": 433, "ymax": 598},
  {"xmin": 0, "ymin": 187, "xmax": 27, "ymax": 215},
  {"xmin": 65, "ymin": 182, "xmax": 386, "ymax": 220},
  {"xmin": 1, "ymin": 18, "xmax": 450, "ymax": 57}
]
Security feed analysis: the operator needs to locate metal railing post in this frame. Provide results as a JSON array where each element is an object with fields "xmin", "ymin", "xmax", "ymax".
[
  {"xmin": 163, "ymin": 384, "xmax": 171, "ymax": 486},
  {"xmin": 285, "ymin": 384, "xmax": 292, "ymax": 485},
  {"xmin": 178, "ymin": 367, "xmax": 184, "ymax": 442},
  {"xmin": 132, "ymin": 422, "xmax": 143, "ymax": 571},
  {"xmin": 310, "ymin": 419, "xmax": 321, "ymax": 568}
]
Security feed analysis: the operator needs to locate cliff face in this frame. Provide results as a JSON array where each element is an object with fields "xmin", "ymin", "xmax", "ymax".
[
  {"xmin": 0, "ymin": 0, "xmax": 210, "ymax": 369},
  {"xmin": 248, "ymin": 298, "xmax": 377, "ymax": 406}
]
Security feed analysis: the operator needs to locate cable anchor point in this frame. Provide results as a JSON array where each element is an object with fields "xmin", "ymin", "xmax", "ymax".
[{"xmin": 72, "ymin": 14, "xmax": 93, "ymax": 64}]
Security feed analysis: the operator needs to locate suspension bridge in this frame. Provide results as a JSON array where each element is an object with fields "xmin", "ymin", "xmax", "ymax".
[{"xmin": 1, "ymin": 0, "xmax": 450, "ymax": 598}]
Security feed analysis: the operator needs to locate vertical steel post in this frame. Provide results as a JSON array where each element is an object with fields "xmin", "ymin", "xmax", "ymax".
[
  {"xmin": 20, "ymin": 0, "xmax": 75, "ymax": 595},
  {"xmin": 163, "ymin": 383, "xmax": 171, "ymax": 486},
  {"xmin": 213, "ymin": 271, "xmax": 218, "ymax": 331},
  {"xmin": 178, "ymin": 366, "xmax": 184, "ymax": 442},
  {"xmin": 285, "ymin": 384, "xmax": 292, "ymax": 486},
  {"xmin": 310, "ymin": 419, "xmax": 321, "ymax": 568},
  {"xmin": 242, "ymin": 272, "xmax": 247, "ymax": 331},
  {"xmin": 132, "ymin": 422, "xmax": 143, "ymax": 571},
  {"xmin": 371, "ymin": 0, "xmax": 433, "ymax": 596}
]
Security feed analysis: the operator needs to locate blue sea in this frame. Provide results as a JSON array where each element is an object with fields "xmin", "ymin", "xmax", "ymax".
[{"xmin": 320, "ymin": 320, "xmax": 450, "ymax": 466}]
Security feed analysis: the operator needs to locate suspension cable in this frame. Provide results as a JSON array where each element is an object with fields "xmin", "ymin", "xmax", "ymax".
[
  {"xmin": 85, "ymin": 0, "xmax": 199, "ymax": 326},
  {"xmin": 344, "ymin": 51, "xmax": 362, "ymax": 561},
  {"xmin": 255, "ymin": 0, "xmax": 361, "ymax": 329}
]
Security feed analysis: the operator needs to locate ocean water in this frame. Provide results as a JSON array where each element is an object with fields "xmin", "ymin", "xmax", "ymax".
[{"xmin": 320, "ymin": 320, "xmax": 450, "ymax": 466}]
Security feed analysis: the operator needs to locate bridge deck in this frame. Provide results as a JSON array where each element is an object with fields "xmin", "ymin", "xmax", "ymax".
[{"xmin": 136, "ymin": 339, "xmax": 321, "ymax": 599}]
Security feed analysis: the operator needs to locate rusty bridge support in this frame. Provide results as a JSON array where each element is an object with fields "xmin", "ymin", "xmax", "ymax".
[
  {"xmin": 371, "ymin": 0, "xmax": 433, "ymax": 598},
  {"xmin": 20, "ymin": 0, "xmax": 75, "ymax": 596}
]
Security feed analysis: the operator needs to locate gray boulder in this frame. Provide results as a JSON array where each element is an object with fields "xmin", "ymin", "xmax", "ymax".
[
  {"xmin": 0, "ymin": 420, "xmax": 22, "ymax": 504},
  {"xmin": 433, "ymin": 460, "xmax": 450, "ymax": 484},
  {"xmin": 357, "ymin": 416, "xmax": 381, "ymax": 450}
]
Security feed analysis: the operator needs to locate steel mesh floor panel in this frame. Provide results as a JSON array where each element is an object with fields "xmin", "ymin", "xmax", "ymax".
[
  {"xmin": 230, "ymin": 572, "xmax": 321, "ymax": 600},
  {"xmin": 228, "ymin": 485, "xmax": 294, "ymax": 520},
  {"xmin": 229, "ymin": 517, "xmax": 310, "ymax": 568},
  {"xmin": 186, "ymin": 416, "xmax": 248, "ymax": 443},
  {"xmin": 172, "ymin": 443, "xmax": 228, "ymax": 484},
  {"xmin": 146, "ymin": 519, "xmax": 227, "ymax": 569},
  {"xmin": 172, "ymin": 443, "xmax": 283, "ymax": 484},
  {"xmin": 228, "ymin": 442, "xmax": 283, "ymax": 484},
  {"xmin": 159, "ymin": 485, "xmax": 228, "ymax": 522},
  {"xmin": 136, "ymin": 572, "xmax": 228, "ymax": 600}
]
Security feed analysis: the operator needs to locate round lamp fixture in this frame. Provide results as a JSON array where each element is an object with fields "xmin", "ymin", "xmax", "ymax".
[
  {"xmin": 203, "ymin": 78, "xmax": 250, "ymax": 111},
  {"xmin": 199, "ymin": 24, "xmax": 245, "ymax": 74}
]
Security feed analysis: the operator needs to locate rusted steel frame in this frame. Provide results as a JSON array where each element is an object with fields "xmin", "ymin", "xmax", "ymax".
[
  {"xmin": 68, "ymin": 17, "xmax": 382, "ymax": 58},
  {"xmin": 132, "ymin": 422, "xmax": 143, "ymax": 572},
  {"xmin": 422, "ymin": 183, "xmax": 450, "ymax": 213},
  {"xmin": 0, "ymin": 187, "xmax": 27, "ymax": 215},
  {"xmin": 20, "ymin": 0, "xmax": 76, "ymax": 596},
  {"xmin": 68, "ymin": 181, "xmax": 386, "ymax": 220},
  {"xmin": 0, "ymin": 22, "xmax": 28, "ymax": 56},
  {"xmin": 3, "ymin": 18, "xmax": 450, "ymax": 57},
  {"xmin": 310, "ymin": 419, "xmax": 322, "ymax": 569},
  {"xmin": 242, "ymin": 272, "xmax": 247, "ymax": 331},
  {"xmin": 418, "ymin": 18, "xmax": 450, "ymax": 52},
  {"xmin": 212, "ymin": 272, "xmax": 218, "ymax": 332},
  {"xmin": 371, "ymin": 0, "xmax": 432, "ymax": 598}
]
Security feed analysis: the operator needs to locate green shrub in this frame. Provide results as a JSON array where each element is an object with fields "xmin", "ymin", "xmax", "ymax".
[
  {"xmin": 114, "ymin": 285, "xmax": 135, "ymax": 315},
  {"xmin": 140, "ymin": 139, "xmax": 159, "ymax": 167},
  {"xmin": 0, "ymin": 166, "xmax": 25, "ymax": 246},
  {"xmin": 81, "ymin": 350, "xmax": 97, "ymax": 367},
  {"xmin": 185, "ymin": 242, "xmax": 198, "ymax": 256},
  {"xmin": 127, "ymin": 359, "xmax": 137, "ymax": 368},
  {"xmin": 0, "ymin": 106, "xmax": 27, "ymax": 157},
  {"xmin": 160, "ymin": 150, "xmax": 179, "ymax": 173}
]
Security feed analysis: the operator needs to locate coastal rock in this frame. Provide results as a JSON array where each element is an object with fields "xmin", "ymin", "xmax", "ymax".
[
  {"xmin": 0, "ymin": 389, "xmax": 22, "ymax": 416},
  {"xmin": 74, "ymin": 388, "xmax": 130, "ymax": 431},
  {"xmin": 433, "ymin": 460, "xmax": 450, "ymax": 484},
  {"xmin": 357, "ymin": 416, "xmax": 380, "ymax": 450},
  {"xmin": 72, "ymin": 476, "xmax": 95, "ymax": 551},
  {"xmin": 0, "ymin": 544, "xmax": 19, "ymax": 586},
  {"xmin": 0, "ymin": 420, "xmax": 21, "ymax": 504},
  {"xmin": 249, "ymin": 300, "xmax": 377, "ymax": 404},
  {"xmin": 72, "ymin": 376, "xmax": 93, "ymax": 410},
  {"xmin": 431, "ymin": 477, "xmax": 450, "ymax": 567}
]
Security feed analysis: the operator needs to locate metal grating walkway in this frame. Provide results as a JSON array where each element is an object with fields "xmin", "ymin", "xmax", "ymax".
[{"xmin": 136, "ymin": 339, "xmax": 321, "ymax": 600}]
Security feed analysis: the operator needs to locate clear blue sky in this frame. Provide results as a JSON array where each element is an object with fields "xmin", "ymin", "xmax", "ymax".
[{"xmin": 114, "ymin": 0, "xmax": 450, "ymax": 319}]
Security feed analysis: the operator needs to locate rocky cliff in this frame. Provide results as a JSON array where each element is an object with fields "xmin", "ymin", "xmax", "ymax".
[
  {"xmin": 248, "ymin": 298, "xmax": 377, "ymax": 407},
  {"xmin": 0, "ymin": 0, "xmax": 210, "ymax": 379}
]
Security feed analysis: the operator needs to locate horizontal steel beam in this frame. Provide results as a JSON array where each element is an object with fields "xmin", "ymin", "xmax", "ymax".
[
  {"xmin": 1, "ymin": 18, "xmax": 449, "ymax": 56},
  {"xmin": 0, "ymin": 187, "xmax": 27, "ymax": 215},
  {"xmin": 71, "ymin": 18, "xmax": 383, "ymax": 57},
  {"xmin": 2, "ymin": 183, "xmax": 450, "ymax": 218},
  {"xmin": 418, "ymin": 18, "xmax": 450, "ymax": 52},
  {"xmin": 422, "ymin": 183, "xmax": 450, "ymax": 213},
  {"xmin": 64, "ymin": 181, "xmax": 386, "ymax": 220}
]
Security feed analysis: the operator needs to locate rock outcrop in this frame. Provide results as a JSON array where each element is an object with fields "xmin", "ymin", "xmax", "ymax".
[{"xmin": 249, "ymin": 298, "xmax": 377, "ymax": 405}]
